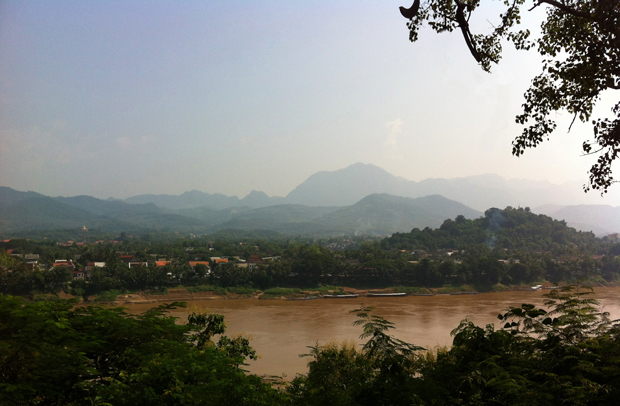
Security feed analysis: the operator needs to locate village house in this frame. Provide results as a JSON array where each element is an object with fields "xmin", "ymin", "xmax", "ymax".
[
  {"xmin": 210, "ymin": 257, "xmax": 229, "ymax": 266},
  {"xmin": 83, "ymin": 262, "xmax": 105, "ymax": 279},
  {"xmin": 53, "ymin": 259, "xmax": 75, "ymax": 274}
]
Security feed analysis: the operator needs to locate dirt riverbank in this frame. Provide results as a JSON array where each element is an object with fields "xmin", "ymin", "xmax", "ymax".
[{"xmin": 95, "ymin": 283, "xmax": 578, "ymax": 305}]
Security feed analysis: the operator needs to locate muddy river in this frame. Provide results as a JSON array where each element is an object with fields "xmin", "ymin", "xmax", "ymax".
[{"xmin": 124, "ymin": 287, "xmax": 620, "ymax": 378}]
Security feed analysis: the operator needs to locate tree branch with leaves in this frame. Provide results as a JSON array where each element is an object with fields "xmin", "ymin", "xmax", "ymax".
[{"xmin": 401, "ymin": 0, "xmax": 620, "ymax": 193}]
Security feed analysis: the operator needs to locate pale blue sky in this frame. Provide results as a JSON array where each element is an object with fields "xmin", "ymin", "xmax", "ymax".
[{"xmin": 0, "ymin": 1, "xmax": 617, "ymax": 204}]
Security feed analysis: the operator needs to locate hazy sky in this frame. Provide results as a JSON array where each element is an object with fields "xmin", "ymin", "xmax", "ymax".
[{"xmin": 1, "ymin": 1, "xmax": 618, "ymax": 202}]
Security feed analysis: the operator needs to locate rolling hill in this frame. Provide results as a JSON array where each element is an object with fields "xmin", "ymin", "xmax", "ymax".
[{"xmin": 0, "ymin": 187, "xmax": 483, "ymax": 237}]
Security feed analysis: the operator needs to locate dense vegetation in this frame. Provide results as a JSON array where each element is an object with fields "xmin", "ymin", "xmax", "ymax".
[
  {"xmin": 289, "ymin": 286, "xmax": 620, "ymax": 405},
  {"xmin": 2, "ymin": 286, "xmax": 619, "ymax": 405},
  {"xmin": 384, "ymin": 207, "xmax": 602, "ymax": 252},
  {"xmin": 2, "ymin": 208, "xmax": 620, "ymax": 300},
  {"xmin": 0, "ymin": 297, "xmax": 282, "ymax": 405},
  {"xmin": 0, "ymin": 186, "xmax": 481, "ymax": 237}
]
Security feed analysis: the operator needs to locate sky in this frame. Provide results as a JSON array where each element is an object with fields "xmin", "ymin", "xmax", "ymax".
[{"xmin": 0, "ymin": 0, "xmax": 618, "ymax": 203}]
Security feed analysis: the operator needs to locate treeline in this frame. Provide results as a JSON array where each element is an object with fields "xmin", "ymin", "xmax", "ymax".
[
  {"xmin": 3, "ymin": 245, "xmax": 620, "ymax": 300},
  {"xmin": 2, "ymin": 286, "xmax": 620, "ymax": 405},
  {"xmin": 2, "ymin": 208, "xmax": 620, "ymax": 299},
  {"xmin": 384, "ymin": 207, "xmax": 606, "ymax": 253}
]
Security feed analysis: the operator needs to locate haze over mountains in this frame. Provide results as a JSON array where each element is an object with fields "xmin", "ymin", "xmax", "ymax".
[
  {"xmin": 0, "ymin": 187, "xmax": 481, "ymax": 236},
  {"xmin": 120, "ymin": 163, "xmax": 613, "ymax": 211},
  {"xmin": 1, "ymin": 163, "xmax": 618, "ymax": 237}
]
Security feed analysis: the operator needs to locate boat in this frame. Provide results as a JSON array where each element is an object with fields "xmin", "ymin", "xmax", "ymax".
[
  {"xmin": 531, "ymin": 285, "xmax": 543, "ymax": 290},
  {"xmin": 289, "ymin": 296, "xmax": 319, "ymax": 301},
  {"xmin": 323, "ymin": 294, "xmax": 360, "ymax": 298},
  {"xmin": 366, "ymin": 292, "xmax": 407, "ymax": 297}
]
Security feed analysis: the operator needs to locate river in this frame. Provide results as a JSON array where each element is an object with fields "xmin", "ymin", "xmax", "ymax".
[{"xmin": 124, "ymin": 287, "xmax": 620, "ymax": 378}]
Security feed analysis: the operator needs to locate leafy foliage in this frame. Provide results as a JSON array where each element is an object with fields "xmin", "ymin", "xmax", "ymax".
[
  {"xmin": 403, "ymin": 1, "xmax": 620, "ymax": 192},
  {"xmin": 386, "ymin": 207, "xmax": 600, "ymax": 252},
  {"xmin": 290, "ymin": 306, "xmax": 426, "ymax": 405},
  {"xmin": 3, "ymin": 283, "xmax": 620, "ymax": 405},
  {"xmin": 0, "ymin": 296, "xmax": 283, "ymax": 405},
  {"xmin": 292, "ymin": 286, "xmax": 620, "ymax": 405}
]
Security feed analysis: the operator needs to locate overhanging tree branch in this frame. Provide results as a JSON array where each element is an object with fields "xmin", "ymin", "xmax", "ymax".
[
  {"xmin": 400, "ymin": 0, "xmax": 620, "ymax": 193},
  {"xmin": 534, "ymin": 0, "xmax": 591, "ymax": 19}
]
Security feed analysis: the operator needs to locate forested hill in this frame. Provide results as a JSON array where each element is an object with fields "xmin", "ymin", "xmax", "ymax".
[{"xmin": 382, "ymin": 207, "xmax": 601, "ymax": 252}]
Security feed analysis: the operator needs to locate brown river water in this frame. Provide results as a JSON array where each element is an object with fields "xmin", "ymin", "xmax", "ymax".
[{"xmin": 124, "ymin": 287, "xmax": 620, "ymax": 378}]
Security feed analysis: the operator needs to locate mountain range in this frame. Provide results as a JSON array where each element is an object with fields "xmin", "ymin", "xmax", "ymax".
[
  {"xmin": 0, "ymin": 187, "xmax": 481, "ymax": 237},
  {"xmin": 1, "ymin": 163, "xmax": 618, "ymax": 237},
  {"xmin": 116, "ymin": 163, "xmax": 615, "ymax": 211}
]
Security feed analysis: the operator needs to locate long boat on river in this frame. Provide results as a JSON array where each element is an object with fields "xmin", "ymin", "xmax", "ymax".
[
  {"xmin": 366, "ymin": 292, "xmax": 407, "ymax": 297},
  {"xmin": 323, "ymin": 294, "xmax": 360, "ymax": 298}
]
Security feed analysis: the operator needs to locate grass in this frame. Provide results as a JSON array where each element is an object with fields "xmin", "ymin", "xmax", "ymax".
[
  {"xmin": 393, "ymin": 286, "xmax": 433, "ymax": 294},
  {"xmin": 185, "ymin": 285, "xmax": 219, "ymax": 293},
  {"xmin": 263, "ymin": 288, "xmax": 301, "ymax": 295},
  {"xmin": 225, "ymin": 287, "xmax": 257, "ymax": 295},
  {"xmin": 303, "ymin": 285, "xmax": 339, "ymax": 293},
  {"xmin": 94, "ymin": 290, "xmax": 124, "ymax": 302},
  {"xmin": 489, "ymin": 283, "xmax": 512, "ymax": 292}
]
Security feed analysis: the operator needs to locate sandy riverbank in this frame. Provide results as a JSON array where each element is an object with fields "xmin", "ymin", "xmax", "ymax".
[{"xmin": 92, "ymin": 282, "xmax": 585, "ymax": 305}]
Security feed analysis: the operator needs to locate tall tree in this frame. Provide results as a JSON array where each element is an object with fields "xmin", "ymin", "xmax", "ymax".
[{"xmin": 400, "ymin": 1, "xmax": 620, "ymax": 192}]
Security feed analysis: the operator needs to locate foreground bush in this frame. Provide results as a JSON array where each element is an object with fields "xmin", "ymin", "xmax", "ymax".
[
  {"xmin": 0, "ymin": 296, "xmax": 284, "ymax": 405},
  {"xmin": 290, "ymin": 286, "xmax": 620, "ymax": 406},
  {"xmin": 2, "ymin": 285, "xmax": 619, "ymax": 405}
]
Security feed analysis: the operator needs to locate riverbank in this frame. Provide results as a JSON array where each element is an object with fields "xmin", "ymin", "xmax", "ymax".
[{"xmin": 79, "ymin": 279, "xmax": 616, "ymax": 305}]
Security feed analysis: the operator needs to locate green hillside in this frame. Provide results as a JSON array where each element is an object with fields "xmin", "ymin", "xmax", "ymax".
[
  {"xmin": 315, "ymin": 194, "xmax": 481, "ymax": 235},
  {"xmin": 383, "ymin": 206, "xmax": 600, "ymax": 252},
  {"xmin": 0, "ymin": 187, "xmax": 483, "ymax": 237},
  {"xmin": 214, "ymin": 204, "xmax": 338, "ymax": 233},
  {"xmin": 0, "ymin": 197, "xmax": 132, "ymax": 233}
]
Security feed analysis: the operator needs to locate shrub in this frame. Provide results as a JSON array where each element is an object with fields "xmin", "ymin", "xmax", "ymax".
[
  {"xmin": 226, "ymin": 287, "xmax": 256, "ymax": 295},
  {"xmin": 393, "ymin": 286, "xmax": 432, "ymax": 294},
  {"xmin": 263, "ymin": 288, "xmax": 301, "ymax": 295},
  {"xmin": 94, "ymin": 289, "xmax": 123, "ymax": 302}
]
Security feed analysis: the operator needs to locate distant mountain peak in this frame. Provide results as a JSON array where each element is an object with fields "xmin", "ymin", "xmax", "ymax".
[
  {"xmin": 244, "ymin": 190, "xmax": 270, "ymax": 199},
  {"xmin": 345, "ymin": 162, "xmax": 378, "ymax": 169},
  {"xmin": 341, "ymin": 162, "xmax": 393, "ymax": 175},
  {"xmin": 181, "ymin": 190, "xmax": 208, "ymax": 197},
  {"xmin": 285, "ymin": 163, "xmax": 408, "ymax": 206}
]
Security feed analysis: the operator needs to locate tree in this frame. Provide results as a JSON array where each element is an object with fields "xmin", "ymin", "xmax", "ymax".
[
  {"xmin": 290, "ymin": 306, "xmax": 425, "ymax": 406},
  {"xmin": 400, "ymin": 1, "xmax": 620, "ymax": 192},
  {"xmin": 0, "ymin": 296, "xmax": 283, "ymax": 405}
]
